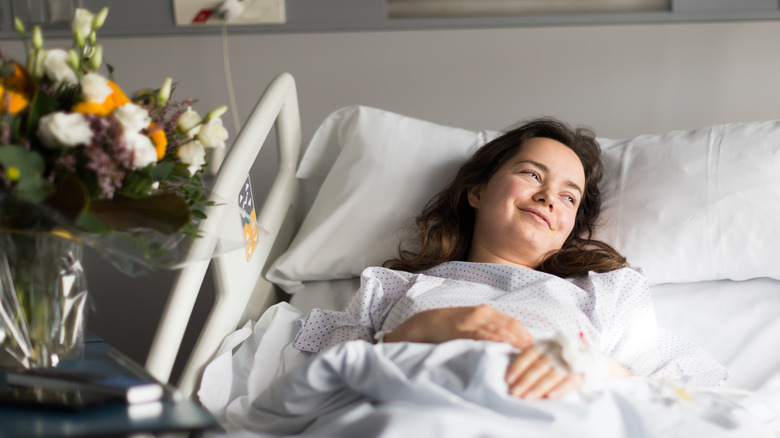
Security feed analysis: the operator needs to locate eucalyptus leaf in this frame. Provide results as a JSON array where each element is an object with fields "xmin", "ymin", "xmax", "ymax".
[
  {"xmin": 0, "ymin": 145, "xmax": 45, "ymax": 175},
  {"xmin": 0, "ymin": 145, "xmax": 51, "ymax": 202},
  {"xmin": 14, "ymin": 176, "xmax": 53, "ymax": 203}
]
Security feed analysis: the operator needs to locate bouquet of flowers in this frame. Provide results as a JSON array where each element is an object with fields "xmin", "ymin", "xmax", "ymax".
[
  {"xmin": 0, "ymin": 7, "xmax": 228, "ymax": 240},
  {"xmin": 0, "ymin": 7, "xmax": 230, "ymax": 368}
]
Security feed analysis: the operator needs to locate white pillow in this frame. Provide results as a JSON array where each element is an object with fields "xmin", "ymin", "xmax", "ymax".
[
  {"xmin": 595, "ymin": 121, "xmax": 780, "ymax": 284},
  {"xmin": 267, "ymin": 106, "xmax": 780, "ymax": 290},
  {"xmin": 266, "ymin": 106, "xmax": 493, "ymax": 292}
]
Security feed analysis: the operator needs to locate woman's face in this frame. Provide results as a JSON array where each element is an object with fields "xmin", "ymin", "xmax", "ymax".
[{"xmin": 467, "ymin": 137, "xmax": 586, "ymax": 268}]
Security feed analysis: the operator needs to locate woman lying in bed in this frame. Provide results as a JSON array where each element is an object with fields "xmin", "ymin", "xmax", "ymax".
[{"xmin": 293, "ymin": 117, "xmax": 726, "ymax": 401}]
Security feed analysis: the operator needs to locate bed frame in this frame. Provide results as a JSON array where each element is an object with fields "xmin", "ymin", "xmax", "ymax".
[
  {"xmin": 131, "ymin": 67, "xmax": 780, "ymax": 438},
  {"xmin": 145, "ymin": 73, "xmax": 304, "ymax": 398}
]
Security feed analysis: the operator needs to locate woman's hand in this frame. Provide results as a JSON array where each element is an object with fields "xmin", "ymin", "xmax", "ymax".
[
  {"xmin": 505, "ymin": 346, "xmax": 632, "ymax": 401},
  {"xmin": 383, "ymin": 304, "xmax": 533, "ymax": 350},
  {"xmin": 505, "ymin": 345, "xmax": 583, "ymax": 401}
]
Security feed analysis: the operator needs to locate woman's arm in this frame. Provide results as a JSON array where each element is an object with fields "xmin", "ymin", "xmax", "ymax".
[
  {"xmin": 382, "ymin": 304, "xmax": 534, "ymax": 350},
  {"xmin": 383, "ymin": 303, "xmax": 635, "ymax": 401},
  {"xmin": 294, "ymin": 268, "xmax": 415, "ymax": 352}
]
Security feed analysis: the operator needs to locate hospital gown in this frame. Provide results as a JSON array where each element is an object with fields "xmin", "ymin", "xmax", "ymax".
[{"xmin": 294, "ymin": 261, "xmax": 727, "ymax": 385}]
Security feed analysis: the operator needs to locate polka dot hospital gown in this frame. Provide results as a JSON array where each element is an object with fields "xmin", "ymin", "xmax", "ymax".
[{"xmin": 293, "ymin": 261, "xmax": 727, "ymax": 386}]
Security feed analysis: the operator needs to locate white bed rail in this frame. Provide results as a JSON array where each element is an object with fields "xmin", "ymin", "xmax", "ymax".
[{"xmin": 145, "ymin": 73, "xmax": 302, "ymax": 398}]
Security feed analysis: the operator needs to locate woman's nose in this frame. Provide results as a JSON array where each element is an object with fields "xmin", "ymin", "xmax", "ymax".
[{"xmin": 533, "ymin": 190, "xmax": 554, "ymax": 209}]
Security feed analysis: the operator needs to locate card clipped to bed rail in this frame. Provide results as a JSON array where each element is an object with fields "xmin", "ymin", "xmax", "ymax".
[{"xmin": 238, "ymin": 176, "xmax": 259, "ymax": 261}]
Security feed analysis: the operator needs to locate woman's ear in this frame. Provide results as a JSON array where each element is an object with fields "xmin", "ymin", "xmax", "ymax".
[{"xmin": 467, "ymin": 185, "xmax": 482, "ymax": 208}]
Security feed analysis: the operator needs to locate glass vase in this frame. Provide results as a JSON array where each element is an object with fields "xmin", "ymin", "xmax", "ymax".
[{"xmin": 0, "ymin": 231, "xmax": 89, "ymax": 368}]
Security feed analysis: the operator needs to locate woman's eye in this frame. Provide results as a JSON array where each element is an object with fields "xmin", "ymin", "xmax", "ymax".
[
  {"xmin": 563, "ymin": 195, "xmax": 576, "ymax": 205},
  {"xmin": 521, "ymin": 170, "xmax": 540, "ymax": 180}
]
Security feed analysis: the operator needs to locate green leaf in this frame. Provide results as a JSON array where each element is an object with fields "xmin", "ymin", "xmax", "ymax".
[
  {"xmin": 14, "ymin": 176, "xmax": 53, "ymax": 203},
  {"xmin": 0, "ymin": 145, "xmax": 53, "ymax": 203},
  {"xmin": 28, "ymin": 91, "xmax": 60, "ymax": 124},
  {"xmin": 0, "ymin": 145, "xmax": 45, "ymax": 175},
  {"xmin": 120, "ymin": 171, "xmax": 153, "ymax": 197},
  {"xmin": 106, "ymin": 63, "xmax": 115, "ymax": 81},
  {"xmin": 89, "ymin": 193, "xmax": 191, "ymax": 234},
  {"xmin": 149, "ymin": 161, "xmax": 174, "ymax": 181}
]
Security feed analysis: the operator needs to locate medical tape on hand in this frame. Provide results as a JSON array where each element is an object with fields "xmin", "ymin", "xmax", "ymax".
[{"xmin": 533, "ymin": 333, "xmax": 610, "ymax": 392}]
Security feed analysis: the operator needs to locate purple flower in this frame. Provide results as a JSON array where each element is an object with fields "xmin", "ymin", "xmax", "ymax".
[{"xmin": 81, "ymin": 114, "xmax": 134, "ymax": 199}]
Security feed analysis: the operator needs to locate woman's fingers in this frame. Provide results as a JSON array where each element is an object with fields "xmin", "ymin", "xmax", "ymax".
[
  {"xmin": 388, "ymin": 305, "xmax": 533, "ymax": 348},
  {"xmin": 500, "ymin": 318, "xmax": 534, "ymax": 349},
  {"xmin": 505, "ymin": 346, "xmax": 541, "ymax": 384},
  {"xmin": 506, "ymin": 348, "xmax": 583, "ymax": 400},
  {"xmin": 522, "ymin": 369, "xmax": 566, "ymax": 401},
  {"xmin": 547, "ymin": 374, "xmax": 584, "ymax": 399},
  {"xmin": 506, "ymin": 347, "xmax": 555, "ymax": 398},
  {"xmin": 457, "ymin": 305, "xmax": 533, "ymax": 349},
  {"xmin": 470, "ymin": 325, "xmax": 529, "ymax": 349}
]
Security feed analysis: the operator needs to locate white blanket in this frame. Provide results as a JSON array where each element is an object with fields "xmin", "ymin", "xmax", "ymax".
[
  {"xmin": 199, "ymin": 303, "xmax": 777, "ymax": 438},
  {"xmin": 202, "ymin": 332, "xmax": 773, "ymax": 437}
]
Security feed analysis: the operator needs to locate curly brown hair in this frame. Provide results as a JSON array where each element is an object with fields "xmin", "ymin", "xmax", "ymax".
[{"xmin": 383, "ymin": 117, "xmax": 627, "ymax": 278}]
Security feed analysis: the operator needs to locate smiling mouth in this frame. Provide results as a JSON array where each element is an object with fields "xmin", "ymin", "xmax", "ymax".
[{"xmin": 520, "ymin": 208, "xmax": 551, "ymax": 229}]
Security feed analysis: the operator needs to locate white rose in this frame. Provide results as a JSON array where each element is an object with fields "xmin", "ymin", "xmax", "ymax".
[
  {"xmin": 43, "ymin": 49, "xmax": 78, "ymax": 85},
  {"xmin": 37, "ymin": 112, "xmax": 93, "ymax": 149},
  {"xmin": 123, "ymin": 131, "xmax": 157, "ymax": 168},
  {"xmin": 80, "ymin": 72, "xmax": 112, "ymax": 103},
  {"xmin": 177, "ymin": 106, "xmax": 201, "ymax": 139},
  {"xmin": 114, "ymin": 103, "xmax": 151, "ymax": 133},
  {"xmin": 177, "ymin": 140, "xmax": 206, "ymax": 176},
  {"xmin": 197, "ymin": 117, "xmax": 228, "ymax": 148},
  {"xmin": 71, "ymin": 9, "xmax": 95, "ymax": 41}
]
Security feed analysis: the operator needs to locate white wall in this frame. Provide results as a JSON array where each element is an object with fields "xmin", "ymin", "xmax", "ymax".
[{"xmin": 5, "ymin": 20, "xmax": 779, "ymax": 374}]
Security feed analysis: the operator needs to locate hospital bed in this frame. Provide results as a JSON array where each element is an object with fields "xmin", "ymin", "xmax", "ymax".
[{"xmin": 146, "ymin": 73, "xmax": 780, "ymax": 436}]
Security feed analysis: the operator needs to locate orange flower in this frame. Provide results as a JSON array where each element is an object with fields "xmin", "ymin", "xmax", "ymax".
[
  {"xmin": 107, "ymin": 81, "xmax": 131, "ymax": 107},
  {"xmin": 0, "ymin": 63, "xmax": 30, "ymax": 114},
  {"xmin": 70, "ymin": 100, "xmax": 111, "ymax": 116},
  {"xmin": 0, "ymin": 86, "xmax": 29, "ymax": 114},
  {"xmin": 4, "ymin": 63, "xmax": 29, "ymax": 91},
  {"xmin": 148, "ymin": 123, "xmax": 167, "ymax": 159},
  {"xmin": 72, "ymin": 80, "xmax": 132, "ymax": 116}
]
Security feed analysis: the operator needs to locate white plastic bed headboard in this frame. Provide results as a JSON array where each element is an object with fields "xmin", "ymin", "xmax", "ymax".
[{"xmin": 145, "ymin": 72, "xmax": 303, "ymax": 398}]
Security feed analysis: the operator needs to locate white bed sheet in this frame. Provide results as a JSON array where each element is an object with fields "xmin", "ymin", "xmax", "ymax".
[
  {"xmin": 219, "ymin": 339, "xmax": 774, "ymax": 437},
  {"xmin": 651, "ymin": 278, "xmax": 780, "ymax": 394},
  {"xmin": 200, "ymin": 277, "xmax": 780, "ymax": 436}
]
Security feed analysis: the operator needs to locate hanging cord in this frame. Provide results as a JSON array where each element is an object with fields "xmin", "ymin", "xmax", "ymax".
[
  {"xmin": 208, "ymin": 20, "xmax": 241, "ymax": 175},
  {"xmin": 221, "ymin": 21, "xmax": 241, "ymax": 134}
]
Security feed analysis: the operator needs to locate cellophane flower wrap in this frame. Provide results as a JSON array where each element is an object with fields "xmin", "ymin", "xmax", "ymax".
[{"xmin": 0, "ymin": 8, "xmax": 229, "ymax": 368}]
